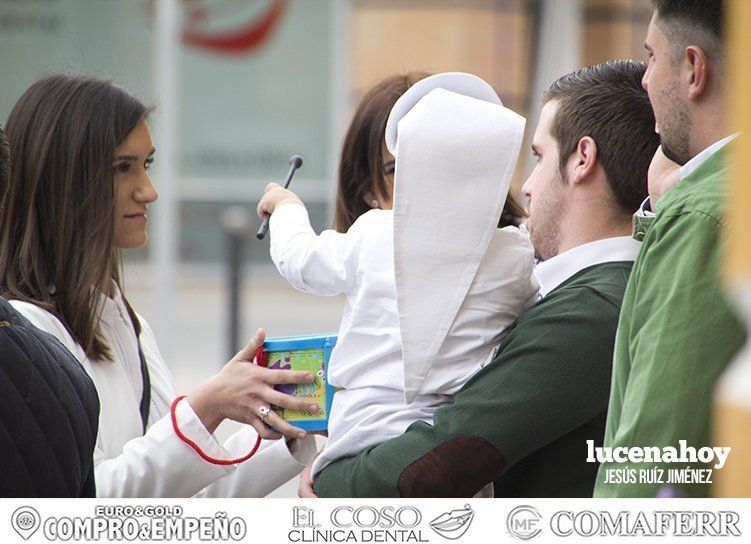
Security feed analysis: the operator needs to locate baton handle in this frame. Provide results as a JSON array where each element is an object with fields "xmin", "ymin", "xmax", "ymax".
[{"xmin": 256, "ymin": 155, "xmax": 303, "ymax": 240}]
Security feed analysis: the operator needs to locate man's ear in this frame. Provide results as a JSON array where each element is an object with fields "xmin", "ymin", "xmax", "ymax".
[
  {"xmin": 684, "ymin": 45, "xmax": 710, "ymax": 101},
  {"xmin": 570, "ymin": 136, "xmax": 598, "ymax": 185}
]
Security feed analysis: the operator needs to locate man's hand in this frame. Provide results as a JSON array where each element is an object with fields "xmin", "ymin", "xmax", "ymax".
[
  {"xmin": 648, "ymin": 146, "xmax": 681, "ymax": 207},
  {"xmin": 257, "ymin": 182, "xmax": 304, "ymax": 219}
]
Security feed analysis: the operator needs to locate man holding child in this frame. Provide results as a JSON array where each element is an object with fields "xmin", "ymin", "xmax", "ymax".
[{"xmin": 312, "ymin": 59, "xmax": 659, "ymax": 497}]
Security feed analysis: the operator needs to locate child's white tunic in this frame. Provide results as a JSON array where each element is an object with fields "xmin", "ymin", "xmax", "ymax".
[{"xmin": 270, "ymin": 204, "xmax": 537, "ymax": 478}]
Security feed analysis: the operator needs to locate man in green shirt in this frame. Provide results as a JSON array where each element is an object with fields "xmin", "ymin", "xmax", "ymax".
[
  {"xmin": 309, "ymin": 61, "xmax": 660, "ymax": 497},
  {"xmin": 595, "ymin": 0, "xmax": 746, "ymax": 498}
]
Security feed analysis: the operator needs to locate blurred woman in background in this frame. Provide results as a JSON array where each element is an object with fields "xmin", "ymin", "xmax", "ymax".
[
  {"xmin": 256, "ymin": 71, "xmax": 529, "ymax": 496},
  {"xmin": 330, "ymin": 71, "xmax": 526, "ymax": 231}
]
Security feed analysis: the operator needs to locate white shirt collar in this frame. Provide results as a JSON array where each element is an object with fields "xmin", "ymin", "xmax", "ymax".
[
  {"xmin": 680, "ymin": 134, "xmax": 738, "ymax": 180},
  {"xmin": 94, "ymin": 280, "xmax": 129, "ymax": 322},
  {"xmin": 534, "ymin": 236, "xmax": 641, "ymax": 298}
]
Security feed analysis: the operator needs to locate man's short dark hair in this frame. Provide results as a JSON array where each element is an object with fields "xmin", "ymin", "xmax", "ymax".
[
  {"xmin": 542, "ymin": 60, "xmax": 659, "ymax": 215},
  {"xmin": 0, "ymin": 125, "xmax": 9, "ymax": 203},
  {"xmin": 652, "ymin": 0, "xmax": 724, "ymax": 66},
  {"xmin": 652, "ymin": 0, "xmax": 724, "ymax": 42}
]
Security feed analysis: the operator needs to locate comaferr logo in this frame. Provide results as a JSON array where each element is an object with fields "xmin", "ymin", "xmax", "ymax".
[
  {"xmin": 506, "ymin": 506, "xmax": 543, "ymax": 540},
  {"xmin": 550, "ymin": 510, "xmax": 742, "ymax": 537},
  {"xmin": 505, "ymin": 506, "xmax": 743, "ymax": 539}
]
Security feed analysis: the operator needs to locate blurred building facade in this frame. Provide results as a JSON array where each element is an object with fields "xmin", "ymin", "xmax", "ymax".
[
  {"xmin": 0, "ymin": 0, "xmax": 656, "ymax": 390},
  {"xmin": 0, "ymin": 0, "xmax": 652, "ymax": 266},
  {"xmin": 349, "ymin": 0, "xmax": 651, "ymax": 189}
]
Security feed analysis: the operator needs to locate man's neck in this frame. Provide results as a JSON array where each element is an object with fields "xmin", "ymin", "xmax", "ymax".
[
  {"xmin": 557, "ymin": 212, "xmax": 632, "ymax": 255},
  {"xmin": 689, "ymin": 102, "xmax": 727, "ymax": 160},
  {"xmin": 691, "ymin": 131, "xmax": 732, "ymax": 160},
  {"xmin": 682, "ymin": 133, "xmax": 737, "ymax": 180}
]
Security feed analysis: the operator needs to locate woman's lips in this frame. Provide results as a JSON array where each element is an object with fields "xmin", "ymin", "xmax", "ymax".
[{"xmin": 124, "ymin": 213, "xmax": 147, "ymax": 222}]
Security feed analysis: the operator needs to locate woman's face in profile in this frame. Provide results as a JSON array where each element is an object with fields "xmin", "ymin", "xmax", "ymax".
[{"xmin": 112, "ymin": 120, "xmax": 158, "ymax": 249}]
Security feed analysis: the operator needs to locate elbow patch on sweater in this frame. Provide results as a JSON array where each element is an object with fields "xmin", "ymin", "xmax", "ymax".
[{"xmin": 397, "ymin": 436, "xmax": 505, "ymax": 497}]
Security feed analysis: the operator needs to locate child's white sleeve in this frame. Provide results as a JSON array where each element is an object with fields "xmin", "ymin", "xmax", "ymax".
[{"xmin": 269, "ymin": 203, "xmax": 362, "ymax": 296}]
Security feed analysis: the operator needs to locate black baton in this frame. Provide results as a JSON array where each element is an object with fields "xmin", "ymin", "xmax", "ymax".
[{"xmin": 256, "ymin": 154, "xmax": 303, "ymax": 240}]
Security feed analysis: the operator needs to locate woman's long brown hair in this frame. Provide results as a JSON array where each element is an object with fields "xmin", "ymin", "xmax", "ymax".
[
  {"xmin": 0, "ymin": 73, "xmax": 152, "ymax": 361},
  {"xmin": 333, "ymin": 72, "xmax": 430, "ymax": 232},
  {"xmin": 499, "ymin": 191, "xmax": 527, "ymax": 228}
]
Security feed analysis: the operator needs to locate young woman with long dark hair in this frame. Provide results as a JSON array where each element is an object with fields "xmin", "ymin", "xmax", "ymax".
[{"xmin": 0, "ymin": 73, "xmax": 317, "ymax": 497}]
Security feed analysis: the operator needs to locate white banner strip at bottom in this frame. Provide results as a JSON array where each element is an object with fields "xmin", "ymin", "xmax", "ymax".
[{"xmin": 0, "ymin": 498, "xmax": 749, "ymax": 544}]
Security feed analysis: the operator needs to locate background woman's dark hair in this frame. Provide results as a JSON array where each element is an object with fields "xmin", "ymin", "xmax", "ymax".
[
  {"xmin": 333, "ymin": 72, "xmax": 430, "ymax": 232},
  {"xmin": 333, "ymin": 71, "xmax": 527, "ymax": 232},
  {"xmin": 499, "ymin": 191, "xmax": 526, "ymax": 228},
  {"xmin": 0, "ymin": 73, "xmax": 153, "ymax": 361}
]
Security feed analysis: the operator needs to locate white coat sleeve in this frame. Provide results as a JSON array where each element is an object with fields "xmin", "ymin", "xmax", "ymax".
[
  {"xmin": 196, "ymin": 427, "xmax": 318, "ymax": 497},
  {"xmin": 93, "ymin": 400, "xmax": 234, "ymax": 497},
  {"xmin": 94, "ymin": 400, "xmax": 316, "ymax": 498},
  {"xmin": 269, "ymin": 203, "xmax": 363, "ymax": 296}
]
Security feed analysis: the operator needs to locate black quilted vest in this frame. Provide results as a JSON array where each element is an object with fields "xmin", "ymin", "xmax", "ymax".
[{"xmin": 0, "ymin": 297, "xmax": 99, "ymax": 497}]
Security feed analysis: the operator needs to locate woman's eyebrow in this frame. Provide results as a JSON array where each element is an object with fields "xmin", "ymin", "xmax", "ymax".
[{"xmin": 115, "ymin": 148, "xmax": 155, "ymax": 161}]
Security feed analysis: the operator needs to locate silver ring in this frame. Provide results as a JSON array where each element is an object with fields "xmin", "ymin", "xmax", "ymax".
[{"xmin": 258, "ymin": 405, "xmax": 271, "ymax": 423}]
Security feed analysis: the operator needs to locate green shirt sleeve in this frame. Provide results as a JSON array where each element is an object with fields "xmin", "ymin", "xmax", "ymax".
[
  {"xmin": 595, "ymin": 211, "xmax": 746, "ymax": 498},
  {"xmin": 315, "ymin": 282, "xmax": 624, "ymax": 497}
]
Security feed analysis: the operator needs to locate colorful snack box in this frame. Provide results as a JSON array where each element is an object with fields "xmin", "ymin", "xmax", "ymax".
[{"xmin": 255, "ymin": 335, "xmax": 337, "ymax": 431}]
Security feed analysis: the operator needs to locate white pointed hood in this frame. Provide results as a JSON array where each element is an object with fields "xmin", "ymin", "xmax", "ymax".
[{"xmin": 388, "ymin": 72, "xmax": 526, "ymax": 403}]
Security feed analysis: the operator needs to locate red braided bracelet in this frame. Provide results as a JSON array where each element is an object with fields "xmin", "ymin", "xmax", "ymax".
[{"xmin": 170, "ymin": 395, "xmax": 262, "ymax": 466}]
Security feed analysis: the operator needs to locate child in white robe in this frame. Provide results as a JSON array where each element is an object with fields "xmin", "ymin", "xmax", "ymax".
[{"xmin": 258, "ymin": 73, "xmax": 539, "ymax": 484}]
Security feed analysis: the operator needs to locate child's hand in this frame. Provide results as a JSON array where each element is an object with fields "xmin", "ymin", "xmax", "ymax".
[
  {"xmin": 648, "ymin": 147, "xmax": 681, "ymax": 206},
  {"xmin": 257, "ymin": 182, "xmax": 304, "ymax": 219}
]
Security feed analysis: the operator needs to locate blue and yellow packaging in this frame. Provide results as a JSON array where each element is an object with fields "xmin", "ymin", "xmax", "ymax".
[{"xmin": 255, "ymin": 335, "xmax": 337, "ymax": 431}]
